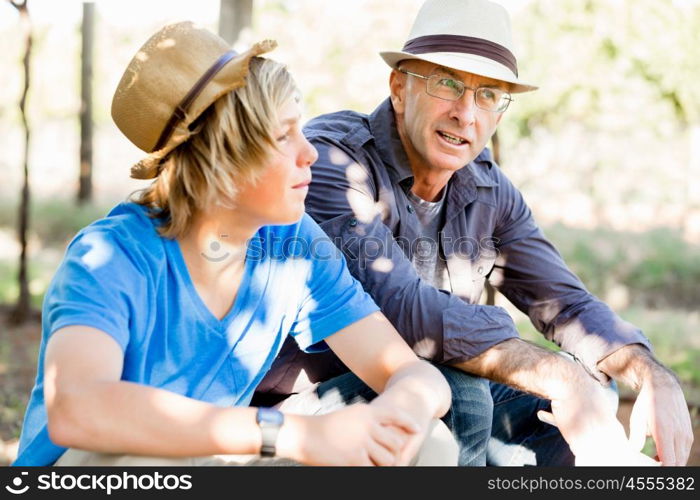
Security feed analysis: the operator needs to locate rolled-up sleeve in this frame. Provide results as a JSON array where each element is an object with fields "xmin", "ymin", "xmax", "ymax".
[
  {"xmin": 306, "ymin": 138, "xmax": 520, "ymax": 364},
  {"xmin": 489, "ymin": 169, "xmax": 652, "ymax": 381}
]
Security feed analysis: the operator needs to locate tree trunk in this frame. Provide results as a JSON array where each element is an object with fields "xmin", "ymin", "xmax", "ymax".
[
  {"xmin": 218, "ymin": 0, "xmax": 253, "ymax": 45},
  {"xmin": 485, "ymin": 131, "xmax": 500, "ymax": 306},
  {"xmin": 9, "ymin": 0, "xmax": 32, "ymax": 325},
  {"xmin": 77, "ymin": 1, "xmax": 94, "ymax": 204}
]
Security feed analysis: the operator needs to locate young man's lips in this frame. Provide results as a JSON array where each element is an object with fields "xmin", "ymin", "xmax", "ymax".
[{"xmin": 292, "ymin": 180, "xmax": 311, "ymax": 189}]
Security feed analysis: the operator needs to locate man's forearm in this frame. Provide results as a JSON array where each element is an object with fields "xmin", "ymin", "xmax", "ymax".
[{"xmin": 450, "ymin": 338, "xmax": 591, "ymax": 401}]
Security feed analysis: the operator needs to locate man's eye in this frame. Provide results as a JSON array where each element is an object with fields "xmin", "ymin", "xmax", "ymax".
[
  {"xmin": 276, "ymin": 132, "xmax": 290, "ymax": 142},
  {"xmin": 480, "ymin": 89, "xmax": 497, "ymax": 102},
  {"xmin": 439, "ymin": 78, "xmax": 461, "ymax": 91}
]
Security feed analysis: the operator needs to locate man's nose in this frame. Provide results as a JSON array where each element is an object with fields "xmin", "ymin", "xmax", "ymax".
[{"xmin": 449, "ymin": 88, "xmax": 477, "ymax": 126}]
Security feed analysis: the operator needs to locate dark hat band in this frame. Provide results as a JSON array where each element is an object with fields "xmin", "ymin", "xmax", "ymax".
[
  {"xmin": 402, "ymin": 34, "xmax": 518, "ymax": 76},
  {"xmin": 152, "ymin": 49, "xmax": 238, "ymax": 153}
]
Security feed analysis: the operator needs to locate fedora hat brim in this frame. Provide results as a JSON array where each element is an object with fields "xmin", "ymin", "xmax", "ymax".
[{"xmin": 380, "ymin": 50, "xmax": 538, "ymax": 94}]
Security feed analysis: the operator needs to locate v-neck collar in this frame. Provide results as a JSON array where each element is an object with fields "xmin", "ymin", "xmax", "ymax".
[{"xmin": 165, "ymin": 232, "xmax": 261, "ymax": 332}]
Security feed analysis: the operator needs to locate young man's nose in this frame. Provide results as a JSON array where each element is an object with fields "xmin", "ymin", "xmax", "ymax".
[{"xmin": 299, "ymin": 138, "xmax": 319, "ymax": 167}]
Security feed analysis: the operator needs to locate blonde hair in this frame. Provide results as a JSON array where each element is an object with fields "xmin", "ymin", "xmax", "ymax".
[{"xmin": 131, "ymin": 57, "xmax": 298, "ymax": 239}]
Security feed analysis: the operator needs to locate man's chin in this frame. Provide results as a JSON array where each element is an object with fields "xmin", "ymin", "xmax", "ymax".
[
  {"xmin": 428, "ymin": 147, "xmax": 476, "ymax": 172},
  {"xmin": 430, "ymin": 156, "xmax": 472, "ymax": 173}
]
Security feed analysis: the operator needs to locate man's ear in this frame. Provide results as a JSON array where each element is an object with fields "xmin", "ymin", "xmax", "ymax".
[{"xmin": 389, "ymin": 69, "xmax": 406, "ymax": 114}]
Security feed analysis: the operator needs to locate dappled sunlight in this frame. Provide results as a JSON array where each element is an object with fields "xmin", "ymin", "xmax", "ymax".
[
  {"xmin": 346, "ymin": 188, "xmax": 382, "ymax": 224},
  {"xmin": 79, "ymin": 232, "xmax": 114, "ymax": 271},
  {"xmin": 2, "ymin": 0, "xmax": 700, "ymax": 467},
  {"xmin": 0, "ymin": 228, "xmax": 20, "ymax": 260},
  {"xmin": 126, "ymin": 72, "xmax": 139, "ymax": 90},
  {"xmin": 330, "ymin": 146, "xmax": 390, "ymax": 224},
  {"xmin": 0, "ymin": 439, "xmax": 19, "ymax": 465},
  {"xmin": 155, "ymin": 38, "xmax": 176, "ymax": 50},
  {"xmin": 371, "ymin": 257, "xmax": 394, "ymax": 273},
  {"xmin": 329, "ymin": 147, "xmax": 351, "ymax": 167},
  {"xmin": 412, "ymin": 336, "xmax": 439, "ymax": 360},
  {"xmin": 444, "ymin": 256, "xmax": 473, "ymax": 299},
  {"xmin": 487, "ymin": 437, "xmax": 536, "ymax": 466}
]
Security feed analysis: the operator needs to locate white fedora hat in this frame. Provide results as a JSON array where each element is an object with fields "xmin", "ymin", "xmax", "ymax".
[{"xmin": 380, "ymin": 0, "xmax": 537, "ymax": 93}]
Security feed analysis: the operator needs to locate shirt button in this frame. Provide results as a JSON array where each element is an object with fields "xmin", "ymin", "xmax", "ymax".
[
  {"xmin": 348, "ymin": 218, "xmax": 358, "ymax": 227},
  {"xmin": 478, "ymin": 266, "xmax": 484, "ymax": 274},
  {"xmin": 407, "ymin": 204, "xmax": 414, "ymax": 214}
]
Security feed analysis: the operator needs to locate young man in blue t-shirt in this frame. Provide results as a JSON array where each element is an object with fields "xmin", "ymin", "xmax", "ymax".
[{"xmin": 14, "ymin": 22, "xmax": 455, "ymax": 467}]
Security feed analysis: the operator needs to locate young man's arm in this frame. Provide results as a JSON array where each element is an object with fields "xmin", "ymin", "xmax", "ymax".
[
  {"xmin": 44, "ymin": 326, "xmax": 428, "ymax": 466},
  {"xmin": 324, "ymin": 311, "xmax": 453, "ymax": 463}
]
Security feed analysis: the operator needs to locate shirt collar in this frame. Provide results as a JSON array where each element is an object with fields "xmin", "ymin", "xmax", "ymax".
[{"xmin": 369, "ymin": 98, "xmax": 414, "ymax": 185}]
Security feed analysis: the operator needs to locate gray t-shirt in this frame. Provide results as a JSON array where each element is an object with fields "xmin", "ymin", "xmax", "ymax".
[{"xmin": 406, "ymin": 187, "xmax": 452, "ymax": 292}]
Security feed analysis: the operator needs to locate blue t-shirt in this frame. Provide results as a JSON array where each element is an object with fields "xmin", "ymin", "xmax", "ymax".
[{"xmin": 14, "ymin": 203, "xmax": 379, "ymax": 466}]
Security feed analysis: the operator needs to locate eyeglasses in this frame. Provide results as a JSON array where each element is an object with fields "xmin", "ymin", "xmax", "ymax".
[{"xmin": 398, "ymin": 68, "xmax": 513, "ymax": 113}]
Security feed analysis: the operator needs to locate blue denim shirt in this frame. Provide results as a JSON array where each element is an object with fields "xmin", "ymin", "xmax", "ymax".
[{"xmin": 256, "ymin": 98, "xmax": 650, "ymax": 393}]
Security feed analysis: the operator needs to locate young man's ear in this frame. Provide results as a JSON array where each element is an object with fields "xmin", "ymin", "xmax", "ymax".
[{"xmin": 389, "ymin": 68, "xmax": 406, "ymax": 114}]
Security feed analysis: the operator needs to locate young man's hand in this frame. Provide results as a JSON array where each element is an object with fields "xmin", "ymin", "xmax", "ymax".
[{"xmin": 277, "ymin": 403, "xmax": 420, "ymax": 466}]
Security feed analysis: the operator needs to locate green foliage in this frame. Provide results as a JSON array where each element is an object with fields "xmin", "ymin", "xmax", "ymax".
[
  {"xmin": 615, "ymin": 308, "xmax": 700, "ymax": 386},
  {"xmin": 509, "ymin": 0, "xmax": 700, "ymax": 133},
  {"xmin": 546, "ymin": 224, "xmax": 631, "ymax": 300},
  {"xmin": 0, "ymin": 197, "xmax": 110, "ymax": 249},
  {"xmin": 0, "ymin": 260, "xmax": 18, "ymax": 304},
  {"xmin": 626, "ymin": 230, "xmax": 700, "ymax": 308},
  {"xmin": 0, "ymin": 198, "xmax": 110, "ymax": 307},
  {"xmin": 30, "ymin": 199, "xmax": 110, "ymax": 247},
  {"xmin": 544, "ymin": 224, "xmax": 700, "ymax": 309},
  {"xmin": 498, "ymin": 0, "xmax": 700, "ymax": 224}
]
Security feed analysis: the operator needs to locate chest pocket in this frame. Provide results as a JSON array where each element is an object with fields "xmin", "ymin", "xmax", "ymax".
[{"xmin": 470, "ymin": 254, "xmax": 496, "ymax": 303}]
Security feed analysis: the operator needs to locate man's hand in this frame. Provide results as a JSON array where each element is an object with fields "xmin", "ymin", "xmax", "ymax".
[
  {"xmin": 627, "ymin": 368, "xmax": 693, "ymax": 465},
  {"xmin": 598, "ymin": 344, "xmax": 693, "ymax": 466},
  {"xmin": 278, "ymin": 403, "xmax": 420, "ymax": 466},
  {"xmin": 538, "ymin": 379, "xmax": 659, "ymax": 466}
]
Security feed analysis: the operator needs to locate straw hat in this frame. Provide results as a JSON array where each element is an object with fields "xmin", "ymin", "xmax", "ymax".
[
  {"xmin": 111, "ymin": 21, "xmax": 277, "ymax": 179},
  {"xmin": 380, "ymin": 0, "xmax": 537, "ymax": 93}
]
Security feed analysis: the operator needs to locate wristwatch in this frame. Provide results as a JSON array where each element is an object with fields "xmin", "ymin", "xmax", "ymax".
[{"xmin": 255, "ymin": 407, "xmax": 285, "ymax": 457}]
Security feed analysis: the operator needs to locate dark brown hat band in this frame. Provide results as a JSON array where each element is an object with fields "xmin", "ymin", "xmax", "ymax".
[
  {"xmin": 402, "ymin": 34, "xmax": 518, "ymax": 76},
  {"xmin": 152, "ymin": 49, "xmax": 239, "ymax": 153}
]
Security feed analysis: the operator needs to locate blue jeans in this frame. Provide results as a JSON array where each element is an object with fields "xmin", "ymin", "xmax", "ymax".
[
  {"xmin": 435, "ymin": 365, "xmax": 574, "ymax": 466},
  {"xmin": 278, "ymin": 365, "xmax": 576, "ymax": 466}
]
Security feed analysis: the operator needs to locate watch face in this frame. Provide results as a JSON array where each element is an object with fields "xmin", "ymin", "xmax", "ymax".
[
  {"xmin": 257, "ymin": 407, "xmax": 284, "ymax": 458},
  {"xmin": 257, "ymin": 407, "xmax": 284, "ymax": 426}
]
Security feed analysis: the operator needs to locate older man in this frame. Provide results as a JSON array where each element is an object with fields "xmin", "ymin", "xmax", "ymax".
[{"xmin": 255, "ymin": 0, "xmax": 692, "ymax": 466}]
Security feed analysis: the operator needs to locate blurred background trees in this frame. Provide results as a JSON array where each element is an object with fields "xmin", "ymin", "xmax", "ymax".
[{"xmin": 0, "ymin": 0, "xmax": 699, "ymax": 462}]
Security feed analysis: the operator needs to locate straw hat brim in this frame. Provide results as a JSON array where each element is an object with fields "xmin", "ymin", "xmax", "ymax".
[{"xmin": 380, "ymin": 50, "xmax": 538, "ymax": 94}]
